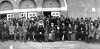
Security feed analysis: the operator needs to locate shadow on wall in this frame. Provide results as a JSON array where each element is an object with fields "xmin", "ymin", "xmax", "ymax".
[
  {"xmin": 0, "ymin": 0, "xmax": 13, "ymax": 11},
  {"xmin": 19, "ymin": 0, "xmax": 37, "ymax": 9}
]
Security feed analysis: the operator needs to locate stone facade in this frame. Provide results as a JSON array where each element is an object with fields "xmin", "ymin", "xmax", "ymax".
[
  {"xmin": 0, "ymin": 0, "xmax": 65, "ymax": 10},
  {"xmin": 1, "ymin": 0, "xmax": 100, "ymax": 18},
  {"xmin": 0, "ymin": 0, "xmax": 66, "ymax": 17}
]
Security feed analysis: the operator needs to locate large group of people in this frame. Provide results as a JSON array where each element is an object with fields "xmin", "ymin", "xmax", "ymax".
[{"xmin": 0, "ymin": 14, "xmax": 100, "ymax": 42}]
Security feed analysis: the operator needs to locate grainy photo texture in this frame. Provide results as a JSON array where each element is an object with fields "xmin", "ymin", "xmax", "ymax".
[{"xmin": 0, "ymin": 0, "xmax": 100, "ymax": 49}]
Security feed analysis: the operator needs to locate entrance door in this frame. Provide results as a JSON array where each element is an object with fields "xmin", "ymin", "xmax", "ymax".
[
  {"xmin": 43, "ymin": 11, "xmax": 51, "ymax": 18},
  {"xmin": 0, "ymin": 14, "xmax": 7, "ymax": 20}
]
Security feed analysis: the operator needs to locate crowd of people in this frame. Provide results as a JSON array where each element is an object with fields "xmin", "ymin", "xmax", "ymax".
[{"xmin": 0, "ymin": 14, "xmax": 100, "ymax": 42}]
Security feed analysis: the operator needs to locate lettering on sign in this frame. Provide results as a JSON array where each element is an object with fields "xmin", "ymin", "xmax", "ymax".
[
  {"xmin": 51, "ymin": 12, "xmax": 60, "ymax": 17},
  {"xmin": 7, "ymin": 13, "xmax": 14, "ymax": 20},
  {"xmin": 28, "ymin": 12, "xmax": 37, "ymax": 19},
  {"xmin": 20, "ymin": 12, "xmax": 27, "ymax": 19}
]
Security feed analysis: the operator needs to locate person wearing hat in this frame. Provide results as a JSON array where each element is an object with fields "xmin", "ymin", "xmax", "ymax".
[
  {"xmin": 1, "ymin": 23, "xmax": 9, "ymax": 41},
  {"xmin": 0, "ymin": 20, "xmax": 4, "ymax": 40},
  {"xmin": 48, "ymin": 23, "xmax": 56, "ymax": 41},
  {"xmin": 88, "ymin": 22, "xmax": 96, "ymax": 41},
  {"xmin": 14, "ymin": 22, "xmax": 23, "ymax": 40},
  {"xmin": 8, "ymin": 22, "xmax": 15, "ymax": 40},
  {"xmin": 61, "ymin": 22, "xmax": 67, "ymax": 40}
]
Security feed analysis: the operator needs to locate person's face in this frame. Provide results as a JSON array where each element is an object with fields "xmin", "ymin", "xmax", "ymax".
[
  {"xmin": 62, "ymin": 23, "xmax": 65, "ymax": 26},
  {"xmin": 69, "ymin": 24, "xmax": 71, "ymax": 28},
  {"xmin": 57, "ymin": 26, "xmax": 60, "ymax": 30},
  {"xmin": 51, "ymin": 23, "xmax": 54, "ymax": 27},
  {"xmin": 4, "ymin": 24, "xmax": 6, "ymax": 27}
]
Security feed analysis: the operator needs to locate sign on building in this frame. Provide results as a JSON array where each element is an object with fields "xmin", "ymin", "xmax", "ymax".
[
  {"xmin": 51, "ymin": 12, "xmax": 60, "ymax": 17},
  {"xmin": 28, "ymin": 12, "xmax": 37, "ymax": 19},
  {"xmin": 7, "ymin": 13, "xmax": 14, "ymax": 20},
  {"xmin": 19, "ymin": 12, "xmax": 27, "ymax": 19}
]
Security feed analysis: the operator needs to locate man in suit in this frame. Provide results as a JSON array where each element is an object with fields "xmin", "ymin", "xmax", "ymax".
[
  {"xmin": 2, "ymin": 23, "xmax": 9, "ymax": 41},
  {"xmin": 0, "ymin": 20, "xmax": 4, "ymax": 41}
]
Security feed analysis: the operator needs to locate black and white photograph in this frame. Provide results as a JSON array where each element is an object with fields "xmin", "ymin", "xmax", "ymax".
[{"xmin": 0, "ymin": 0, "xmax": 100, "ymax": 49}]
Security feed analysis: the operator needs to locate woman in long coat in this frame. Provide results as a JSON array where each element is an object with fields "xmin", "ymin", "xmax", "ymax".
[
  {"xmin": 9, "ymin": 22, "xmax": 15, "ymax": 40},
  {"xmin": 88, "ymin": 22, "xmax": 96, "ymax": 40},
  {"xmin": 96, "ymin": 23, "xmax": 100, "ymax": 40},
  {"xmin": 15, "ymin": 22, "xmax": 23, "ymax": 40},
  {"xmin": 2, "ymin": 23, "xmax": 9, "ymax": 40}
]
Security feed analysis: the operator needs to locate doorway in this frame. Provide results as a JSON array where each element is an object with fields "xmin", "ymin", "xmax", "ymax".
[{"xmin": 43, "ymin": 11, "xmax": 51, "ymax": 18}]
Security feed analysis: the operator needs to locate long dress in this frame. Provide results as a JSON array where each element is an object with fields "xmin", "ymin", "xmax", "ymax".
[
  {"xmin": 15, "ymin": 26, "xmax": 23, "ymax": 36},
  {"xmin": 49, "ymin": 26, "xmax": 56, "ymax": 41},
  {"xmin": 22, "ymin": 25, "xmax": 27, "ymax": 36},
  {"xmin": 9, "ymin": 25, "xmax": 15, "ymax": 35},
  {"xmin": 89, "ymin": 24, "xmax": 96, "ymax": 38},
  {"xmin": 96, "ymin": 25, "xmax": 100, "ymax": 39}
]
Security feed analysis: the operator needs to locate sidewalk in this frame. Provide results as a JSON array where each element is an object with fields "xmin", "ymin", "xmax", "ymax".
[{"xmin": 0, "ymin": 41, "xmax": 100, "ymax": 49}]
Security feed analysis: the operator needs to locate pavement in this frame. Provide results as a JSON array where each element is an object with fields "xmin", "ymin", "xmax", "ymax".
[{"xmin": 0, "ymin": 41, "xmax": 100, "ymax": 49}]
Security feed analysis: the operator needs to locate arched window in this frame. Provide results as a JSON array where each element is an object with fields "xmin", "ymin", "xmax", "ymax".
[
  {"xmin": 43, "ymin": 0, "xmax": 61, "ymax": 8},
  {"xmin": 19, "ymin": 0, "xmax": 36, "ymax": 9},
  {"xmin": 0, "ymin": 1, "xmax": 13, "ymax": 11}
]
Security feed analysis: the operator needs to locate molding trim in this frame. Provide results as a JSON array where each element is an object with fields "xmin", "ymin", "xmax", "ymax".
[{"xmin": 0, "ymin": 0, "xmax": 67, "ymax": 14}]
